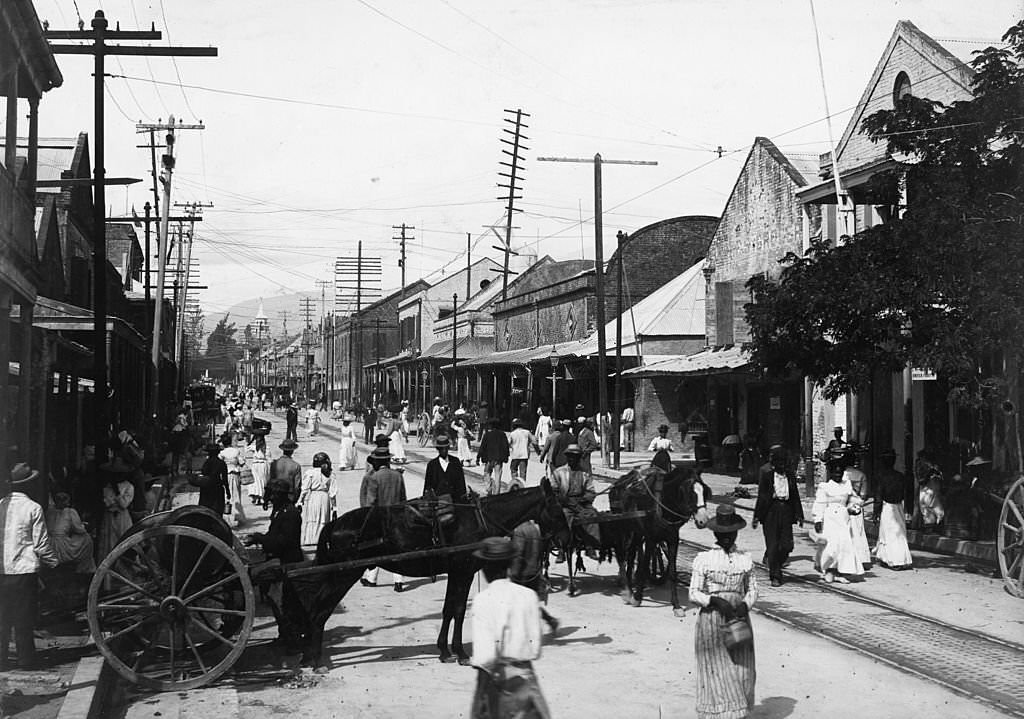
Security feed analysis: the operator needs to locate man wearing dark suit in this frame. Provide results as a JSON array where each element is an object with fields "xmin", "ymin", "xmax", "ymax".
[
  {"xmin": 752, "ymin": 444, "xmax": 804, "ymax": 587},
  {"xmin": 424, "ymin": 435, "xmax": 468, "ymax": 500}
]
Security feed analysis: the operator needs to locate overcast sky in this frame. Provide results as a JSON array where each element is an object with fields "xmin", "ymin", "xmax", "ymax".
[{"xmin": 30, "ymin": 0, "xmax": 1020, "ymax": 325}]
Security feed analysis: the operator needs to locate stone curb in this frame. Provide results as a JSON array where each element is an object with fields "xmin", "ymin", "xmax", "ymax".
[{"xmin": 54, "ymin": 656, "xmax": 118, "ymax": 719}]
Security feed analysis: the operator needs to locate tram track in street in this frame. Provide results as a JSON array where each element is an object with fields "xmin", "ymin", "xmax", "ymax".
[{"xmin": 675, "ymin": 538, "xmax": 1024, "ymax": 718}]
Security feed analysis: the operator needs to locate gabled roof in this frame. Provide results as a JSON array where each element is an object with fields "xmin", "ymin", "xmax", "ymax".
[
  {"xmin": 833, "ymin": 20, "xmax": 975, "ymax": 170},
  {"xmin": 105, "ymin": 223, "xmax": 143, "ymax": 277}
]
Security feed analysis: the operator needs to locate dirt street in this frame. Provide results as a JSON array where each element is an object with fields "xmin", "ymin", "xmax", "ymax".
[{"xmin": 127, "ymin": 420, "xmax": 1011, "ymax": 719}]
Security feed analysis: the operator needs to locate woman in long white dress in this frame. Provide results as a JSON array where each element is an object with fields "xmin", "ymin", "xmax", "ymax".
[
  {"xmin": 841, "ymin": 452, "xmax": 872, "ymax": 569},
  {"xmin": 219, "ymin": 438, "xmax": 247, "ymax": 527},
  {"xmin": 247, "ymin": 433, "xmax": 269, "ymax": 505},
  {"xmin": 338, "ymin": 417, "xmax": 358, "ymax": 470},
  {"xmin": 873, "ymin": 449, "xmax": 913, "ymax": 569},
  {"xmin": 812, "ymin": 469, "xmax": 865, "ymax": 583},
  {"xmin": 299, "ymin": 452, "xmax": 336, "ymax": 546},
  {"xmin": 455, "ymin": 418, "xmax": 474, "ymax": 465},
  {"xmin": 535, "ymin": 407, "xmax": 552, "ymax": 451},
  {"xmin": 389, "ymin": 413, "xmax": 407, "ymax": 464}
]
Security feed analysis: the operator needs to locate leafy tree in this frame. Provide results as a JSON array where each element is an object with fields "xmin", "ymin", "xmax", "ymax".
[
  {"xmin": 746, "ymin": 22, "xmax": 1024, "ymax": 413},
  {"xmin": 204, "ymin": 314, "xmax": 241, "ymax": 380}
]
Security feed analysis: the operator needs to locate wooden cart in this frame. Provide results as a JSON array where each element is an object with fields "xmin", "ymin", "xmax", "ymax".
[
  {"xmin": 998, "ymin": 475, "xmax": 1024, "ymax": 598},
  {"xmin": 87, "ymin": 505, "xmax": 484, "ymax": 691}
]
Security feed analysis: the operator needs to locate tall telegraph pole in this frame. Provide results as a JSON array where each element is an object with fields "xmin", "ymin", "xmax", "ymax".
[
  {"xmin": 45, "ymin": 11, "xmax": 216, "ymax": 442},
  {"xmin": 496, "ymin": 109, "xmax": 529, "ymax": 299},
  {"xmin": 537, "ymin": 153, "xmax": 656, "ymax": 467}
]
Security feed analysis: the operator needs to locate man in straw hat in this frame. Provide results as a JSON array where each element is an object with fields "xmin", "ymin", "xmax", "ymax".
[
  {"xmin": 688, "ymin": 504, "xmax": 757, "ymax": 719},
  {"xmin": 550, "ymin": 444, "xmax": 600, "ymax": 559},
  {"xmin": 424, "ymin": 435, "xmax": 469, "ymax": 502},
  {"xmin": 360, "ymin": 447, "xmax": 408, "ymax": 591},
  {"xmin": 469, "ymin": 536, "xmax": 551, "ymax": 719},
  {"xmin": 0, "ymin": 463, "xmax": 58, "ymax": 668}
]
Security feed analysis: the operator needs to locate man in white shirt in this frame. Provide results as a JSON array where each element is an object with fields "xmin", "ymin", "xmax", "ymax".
[
  {"xmin": 0, "ymin": 464, "xmax": 58, "ymax": 668},
  {"xmin": 620, "ymin": 406, "xmax": 635, "ymax": 452},
  {"xmin": 508, "ymin": 418, "xmax": 536, "ymax": 490},
  {"xmin": 470, "ymin": 537, "xmax": 551, "ymax": 719}
]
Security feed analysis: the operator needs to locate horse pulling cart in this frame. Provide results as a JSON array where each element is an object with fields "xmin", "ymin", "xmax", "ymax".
[{"xmin": 87, "ymin": 505, "xmax": 485, "ymax": 691}]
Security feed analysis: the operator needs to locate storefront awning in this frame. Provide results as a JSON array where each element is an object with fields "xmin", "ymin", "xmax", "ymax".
[{"xmin": 622, "ymin": 345, "xmax": 750, "ymax": 378}]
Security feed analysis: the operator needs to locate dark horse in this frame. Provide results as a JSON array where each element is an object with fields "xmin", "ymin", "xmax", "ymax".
[
  {"xmin": 617, "ymin": 453, "xmax": 710, "ymax": 614},
  {"xmin": 557, "ymin": 450, "xmax": 707, "ymax": 611},
  {"xmin": 290, "ymin": 479, "xmax": 567, "ymax": 672}
]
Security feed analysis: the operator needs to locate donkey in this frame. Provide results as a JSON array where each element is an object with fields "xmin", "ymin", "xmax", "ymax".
[{"xmin": 289, "ymin": 479, "xmax": 567, "ymax": 672}]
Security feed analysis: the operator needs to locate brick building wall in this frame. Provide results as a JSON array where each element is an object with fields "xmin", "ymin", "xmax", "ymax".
[
  {"xmin": 492, "ymin": 262, "xmax": 595, "ymax": 351},
  {"xmin": 605, "ymin": 215, "xmax": 718, "ymax": 320},
  {"xmin": 634, "ymin": 376, "xmax": 709, "ymax": 454},
  {"xmin": 705, "ymin": 138, "xmax": 820, "ymax": 346}
]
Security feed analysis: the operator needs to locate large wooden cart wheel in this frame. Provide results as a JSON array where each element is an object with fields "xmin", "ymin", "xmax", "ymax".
[
  {"xmin": 999, "ymin": 476, "xmax": 1024, "ymax": 598},
  {"xmin": 87, "ymin": 525, "xmax": 255, "ymax": 690}
]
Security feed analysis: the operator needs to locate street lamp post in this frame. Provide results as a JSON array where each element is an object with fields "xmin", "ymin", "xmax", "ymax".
[{"xmin": 549, "ymin": 346, "xmax": 561, "ymax": 420}]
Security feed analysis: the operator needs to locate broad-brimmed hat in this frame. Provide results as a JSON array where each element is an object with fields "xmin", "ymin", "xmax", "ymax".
[
  {"xmin": 472, "ymin": 536, "xmax": 516, "ymax": 563},
  {"xmin": 435, "ymin": 435, "xmax": 451, "ymax": 448},
  {"xmin": 706, "ymin": 505, "xmax": 747, "ymax": 533},
  {"xmin": 374, "ymin": 434, "xmax": 392, "ymax": 447},
  {"xmin": 966, "ymin": 456, "xmax": 991, "ymax": 467},
  {"xmin": 369, "ymin": 446, "xmax": 392, "ymax": 461},
  {"xmin": 9, "ymin": 463, "xmax": 39, "ymax": 486},
  {"xmin": 564, "ymin": 443, "xmax": 584, "ymax": 456},
  {"xmin": 512, "ymin": 417, "xmax": 523, "ymax": 427},
  {"xmin": 279, "ymin": 439, "xmax": 298, "ymax": 451},
  {"xmin": 833, "ymin": 426, "xmax": 844, "ymax": 432}
]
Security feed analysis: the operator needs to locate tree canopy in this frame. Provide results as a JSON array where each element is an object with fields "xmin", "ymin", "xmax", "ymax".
[
  {"xmin": 202, "ymin": 314, "xmax": 241, "ymax": 380},
  {"xmin": 745, "ymin": 21, "xmax": 1024, "ymax": 407}
]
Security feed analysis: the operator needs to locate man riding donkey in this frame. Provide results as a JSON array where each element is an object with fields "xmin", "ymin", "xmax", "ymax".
[{"xmin": 550, "ymin": 444, "xmax": 600, "ymax": 561}]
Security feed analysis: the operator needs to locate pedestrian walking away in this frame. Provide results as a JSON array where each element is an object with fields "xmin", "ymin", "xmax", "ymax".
[
  {"xmin": 247, "ymin": 431, "xmax": 269, "ymax": 504},
  {"xmin": 508, "ymin": 418, "xmax": 535, "ymax": 489},
  {"xmin": 619, "ymin": 405, "xmax": 635, "ymax": 452},
  {"xmin": 285, "ymin": 403, "xmax": 299, "ymax": 442},
  {"xmin": 873, "ymin": 448, "xmax": 913, "ymax": 570},
  {"xmin": 575, "ymin": 418, "xmax": 600, "ymax": 476},
  {"xmin": 360, "ymin": 447, "xmax": 408, "ymax": 591},
  {"xmin": 0, "ymin": 463, "xmax": 58, "ymax": 669},
  {"xmin": 298, "ymin": 452, "xmax": 337, "ymax": 547},
  {"xmin": 469, "ymin": 536, "xmax": 552, "ymax": 719},
  {"xmin": 190, "ymin": 442, "xmax": 230, "ymax": 516},
  {"xmin": 752, "ymin": 445, "xmax": 803, "ymax": 586},
  {"xmin": 648, "ymin": 424, "xmax": 674, "ymax": 454},
  {"xmin": 219, "ymin": 434, "xmax": 247, "ymax": 527},
  {"xmin": 689, "ymin": 505, "xmax": 758, "ymax": 719},
  {"xmin": 510, "ymin": 519, "xmax": 559, "ymax": 634},
  {"xmin": 477, "ymin": 419, "xmax": 511, "ymax": 495}
]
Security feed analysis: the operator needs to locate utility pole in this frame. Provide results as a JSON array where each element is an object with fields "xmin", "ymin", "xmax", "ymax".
[
  {"xmin": 45, "ymin": 12, "xmax": 216, "ymax": 442},
  {"xmin": 300, "ymin": 297, "xmax": 316, "ymax": 402},
  {"xmin": 614, "ymin": 230, "xmax": 627, "ymax": 470},
  {"xmin": 172, "ymin": 201, "xmax": 211, "ymax": 391},
  {"xmin": 466, "ymin": 232, "xmax": 472, "ymax": 301},
  {"xmin": 496, "ymin": 109, "xmax": 530, "ymax": 299},
  {"xmin": 451, "ymin": 293, "xmax": 458, "ymax": 405},
  {"xmin": 277, "ymin": 310, "xmax": 290, "ymax": 340},
  {"xmin": 537, "ymin": 153, "xmax": 657, "ymax": 467},
  {"xmin": 393, "ymin": 224, "xmax": 413, "ymax": 350}
]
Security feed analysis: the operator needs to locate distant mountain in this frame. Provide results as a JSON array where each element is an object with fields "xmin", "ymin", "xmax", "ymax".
[{"xmin": 202, "ymin": 291, "xmax": 321, "ymax": 345}]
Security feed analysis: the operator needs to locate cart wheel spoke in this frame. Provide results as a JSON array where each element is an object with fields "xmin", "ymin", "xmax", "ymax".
[
  {"xmin": 171, "ymin": 534, "xmax": 181, "ymax": 595},
  {"xmin": 183, "ymin": 572, "xmax": 242, "ymax": 606},
  {"xmin": 178, "ymin": 543, "xmax": 213, "ymax": 598},
  {"xmin": 131, "ymin": 624, "xmax": 161, "ymax": 671},
  {"xmin": 186, "ymin": 616, "xmax": 234, "ymax": 649},
  {"xmin": 104, "ymin": 570, "xmax": 162, "ymax": 602},
  {"xmin": 168, "ymin": 626, "xmax": 176, "ymax": 680},
  {"xmin": 98, "ymin": 602, "xmax": 159, "ymax": 613},
  {"xmin": 1008, "ymin": 498, "xmax": 1024, "ymax": 526},
  {"xmin": 184, "ymin": 630, "xmax": 209, "ymax": 674}
]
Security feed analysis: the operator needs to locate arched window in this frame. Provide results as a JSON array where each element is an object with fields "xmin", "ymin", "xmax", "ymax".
[{"xmin": 893, "ymin": 71, "xmax": 912, "ymax": 106}]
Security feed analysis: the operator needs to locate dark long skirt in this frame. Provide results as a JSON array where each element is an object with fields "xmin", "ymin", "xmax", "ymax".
[
  {"xmin": 470, "ymin": 664, "xmax": 551, "ymax": 719},
  {"xmin": 695, "ymin": 608, "xmax": 755, "ymax": 719}
]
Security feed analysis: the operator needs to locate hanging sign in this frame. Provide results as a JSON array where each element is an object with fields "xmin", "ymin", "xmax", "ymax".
[{"xmin": 912, "ymin": 368, "xmax": 937, "ymax": 381}]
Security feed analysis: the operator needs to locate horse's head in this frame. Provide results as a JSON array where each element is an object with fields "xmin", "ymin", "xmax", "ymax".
[
  {"xmin": 537, "ymin": 476, "xmax": 570, "ymax": 542},
  {"xmin": 669, "ymin": 465, "xmax": 710, "ymax": 528}
]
